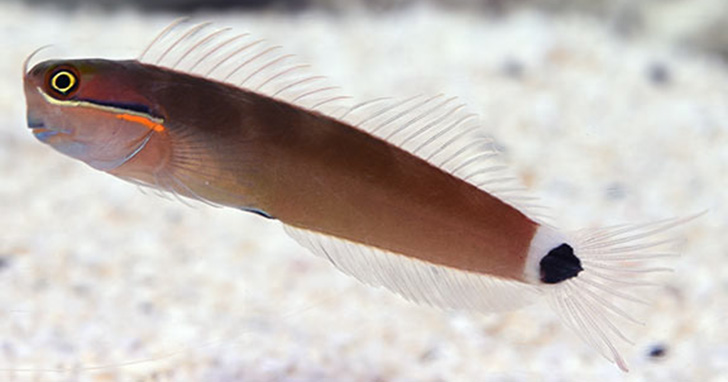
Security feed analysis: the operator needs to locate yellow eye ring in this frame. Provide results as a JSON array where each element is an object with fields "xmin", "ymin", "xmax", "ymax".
[{"xmin": 49, "ymin": 69, "xmax": 78, "ymax": 95}]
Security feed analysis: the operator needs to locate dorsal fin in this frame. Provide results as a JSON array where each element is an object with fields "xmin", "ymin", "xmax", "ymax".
[
  {"xmin": 335, "ymin": 94, "xmax": 550, "ymax": 222},
  {"xmin": 138, "ymin": 19, "xmax": 349, "ymax": 115},
  {"xmin": 140, "ymin": 20, "xmax": 548, "ymax": 223}
]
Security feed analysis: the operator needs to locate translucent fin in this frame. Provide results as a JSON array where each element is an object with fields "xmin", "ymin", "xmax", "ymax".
[
  {"xmin": 139, "ymin": 21, "xmax": 547, "ymax": 223},
  {"xmin": 138, "ymin": 20, "xmax": 348, "ymax": 116},
  {"xmin": 117, "ymin": 170, "xmax": 224, "ymax": 209},
  {"xmin": 335, "ymin": 95, "xmax": 550, "ymax": 223},
  {"xmin": 544, "ymin": 214, "xmax": 701, "ymax": 372},
  {"xmin": 160, "ymin": 140, "xmax": 263, "ymax": 210},
  {"xmin": 284, "ymin": 224, "xmax": 538, "ymax": 312},
  {"xmin": 117, "ymin": 126, "xmax": 261, "ymax": 211}
]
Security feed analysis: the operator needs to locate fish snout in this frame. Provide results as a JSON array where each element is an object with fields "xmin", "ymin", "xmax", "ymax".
[{"xmin": 27, "ymin": 113, "xmax": 55, "ymax": 142}]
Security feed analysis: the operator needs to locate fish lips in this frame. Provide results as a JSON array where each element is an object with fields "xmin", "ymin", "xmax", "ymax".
[
  {"xmin": 27, "ymin": 117, "xmax": 73, "ymax": 143},
  {"xmin": 29, "ymin": 125, "xmax": 73, "ymax": 143},
  {"xmin": 32, "ymin": 128, "xmax": 64, "ymax": 142}
]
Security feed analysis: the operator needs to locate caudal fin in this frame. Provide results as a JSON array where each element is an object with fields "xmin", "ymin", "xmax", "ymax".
[{"xmin": 543, "ymin": 214, "xmax": 701, "ymax": 372}]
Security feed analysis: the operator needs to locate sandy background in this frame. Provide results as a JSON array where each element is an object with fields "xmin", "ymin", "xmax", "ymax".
[{"xmin": 1, "ymin": 0, "xmax": 727, "ymax": 381}]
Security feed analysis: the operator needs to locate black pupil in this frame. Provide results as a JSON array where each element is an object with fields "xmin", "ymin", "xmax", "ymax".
[{"xmin": 55, "ymin": 73, "xmax": 71, "ymax": 89}]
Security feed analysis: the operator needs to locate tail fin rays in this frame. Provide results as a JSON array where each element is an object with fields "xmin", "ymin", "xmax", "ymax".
[{"xmin": 546, "ymin": 214, "xmax": 702, "ymax": 372}]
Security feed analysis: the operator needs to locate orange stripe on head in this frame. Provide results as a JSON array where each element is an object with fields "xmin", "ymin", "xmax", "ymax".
[{"xmin": 115, "ymin": 113, "xmax": 165, "ymax": 132}]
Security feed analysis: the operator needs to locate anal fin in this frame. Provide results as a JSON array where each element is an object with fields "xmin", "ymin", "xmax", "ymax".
[{"xmin": 283, "ymin": 224, "xmax": 539, "ymax": 312}]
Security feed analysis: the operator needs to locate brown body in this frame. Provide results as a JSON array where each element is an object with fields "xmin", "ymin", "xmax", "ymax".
[
  {"xmin": 104, "ymin": 63, "xmax": 539, "ymax": 281},
  {"xmin": 23, "ymin": 28, "xmax": 684, "ymax": 370}
]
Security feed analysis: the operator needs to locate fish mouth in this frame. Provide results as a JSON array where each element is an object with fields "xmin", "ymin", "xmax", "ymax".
[
  {"xmin": 30, "ymin": 125, "xmax": 73, "ymax": 142},
  {"xmin": 31, "ymin": 127, "xmax": 59, "ymax": 142},
  {"xmin": 28, "ymin": 117, "xmax": 73, "ymax": 139}
]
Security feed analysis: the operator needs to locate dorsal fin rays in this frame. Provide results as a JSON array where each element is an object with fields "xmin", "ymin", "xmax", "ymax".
[
  {"xmin": 255, "ymin": 63, "xmax": 309, "ymax": 91},
  {"xmin": 204, "ymin": 39, "xmax": 266, "ymax": 78},
  {"xmin": 140, "ymin": 20, "xmax": 547, "ymax": 222},
  {"xmin": 139, "ymin": 20, "xmax": 347, "ymax": 114},
  {"xmin": 337, "ymin": 97, "xmax": 391, "ymax": 120},
  {"xmin": 239, "ymin": 53, "xmax": 295, "ymax": 87},
  {"xmin": 221, "ymin": 45, "xmax": 281, "ymax": 82},
  {"xmin": 336, "ymin": 95, "xmax": 550, "ymax": 223},
  {"xmin": 171, "ymin": 27, "xmax": 231, "ymax": 70},
  {"xmin": 187, "ymin": 33, "xmax": 249, "ymax": 72},
  {"xmin": 138, "ymin": 17, "xmax": 189, "ymax": 62},
  {"xmin": 156, "ymin": 21, "xmax": 212, "ymax": 66}
]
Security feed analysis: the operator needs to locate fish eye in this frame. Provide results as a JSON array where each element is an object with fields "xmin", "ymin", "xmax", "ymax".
[{"xmin": 47, "ymin": 66, "xmax": 79, "ymax": 97}]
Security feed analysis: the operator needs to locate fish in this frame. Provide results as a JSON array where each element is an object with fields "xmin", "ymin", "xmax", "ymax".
[{"xmin": 22, "ymin": 20, "xmax": 696, "ymax": 372}]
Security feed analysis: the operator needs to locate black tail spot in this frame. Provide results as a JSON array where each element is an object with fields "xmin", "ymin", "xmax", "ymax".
[{"xmin": 539, "ymin": 243, "xmax": 583, "ymax": 284}]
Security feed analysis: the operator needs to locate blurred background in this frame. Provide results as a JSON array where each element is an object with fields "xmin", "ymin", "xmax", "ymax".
[{"xmin": 1, "ymin": 0, "xmax": 726, "ymax": 381}]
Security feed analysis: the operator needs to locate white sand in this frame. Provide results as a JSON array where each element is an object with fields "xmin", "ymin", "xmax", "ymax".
[{"xmin": 1, "ymin": 2, "xmax": 725, "ymax": 381}]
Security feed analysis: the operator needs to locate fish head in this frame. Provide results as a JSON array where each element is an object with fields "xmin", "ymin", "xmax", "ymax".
[{"xmin": 23, "ymin": 58, "xmax": 167, "ymax": 172}]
